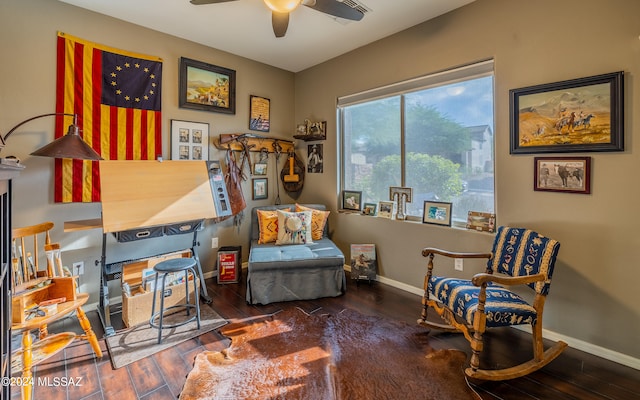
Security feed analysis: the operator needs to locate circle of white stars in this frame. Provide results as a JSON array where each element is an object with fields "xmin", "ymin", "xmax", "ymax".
[{"xmin": 109, "ymin": 62, "xmax": 157, "ymax": 104}]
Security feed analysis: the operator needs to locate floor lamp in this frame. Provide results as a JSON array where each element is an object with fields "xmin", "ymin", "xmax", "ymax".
[{"xmin": 1, "ymin": 113, "xmax": 102, "ymax": 161}]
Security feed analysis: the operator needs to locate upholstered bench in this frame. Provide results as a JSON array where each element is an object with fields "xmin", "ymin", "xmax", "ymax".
[{"xmin": 246, "ymin": 204, "xmax": 346, "ymax": 305}]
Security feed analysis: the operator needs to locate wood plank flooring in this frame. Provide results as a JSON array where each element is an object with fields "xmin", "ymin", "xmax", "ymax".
[{"xmin": 11, "ymin": 274, "xmax": 640, "ymax": 400}]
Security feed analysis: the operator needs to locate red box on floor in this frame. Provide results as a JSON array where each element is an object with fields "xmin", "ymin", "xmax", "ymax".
[{"xmin": 217, "ymin": 246, "xmax": 241, "ymax": 284}]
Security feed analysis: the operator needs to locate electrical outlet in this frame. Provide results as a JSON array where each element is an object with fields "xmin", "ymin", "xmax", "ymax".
[
  {"xmin": 454, "ymin": 258, "xmax": 463, "ymax": 271},
  {"xmin": 72, "ymin": 261, "xmax": 85, "ymax": 275},
  {"xmin": 211, "ymin": 237, "xmax": 219, "ymax": 248}
]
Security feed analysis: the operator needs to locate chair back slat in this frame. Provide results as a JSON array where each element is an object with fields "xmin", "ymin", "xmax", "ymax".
[
  {"xmin": 487, "ymin": 226, "xmax": 560, "ymax": 295},
  {"xmin": 11, "ymin": 222, "xmax": 54, "ymax": 286}
]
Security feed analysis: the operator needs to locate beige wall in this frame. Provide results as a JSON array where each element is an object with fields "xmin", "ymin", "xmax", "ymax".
[
  {"xmin": 295, "ymin": 0, "xmax": 640, "ymax": 361},
  {"xmin": 0, "ymin": 0, "xmax": 297, "ymax": 309},
  {"xmin": 2, "ymin": 0, "xmax": 639, "ymax": 363}
]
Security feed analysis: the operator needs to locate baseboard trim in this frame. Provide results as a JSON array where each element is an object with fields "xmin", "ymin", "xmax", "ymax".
[{"xmin": 370, "ymin": 271, "xmax": 640, "ymax": 371}]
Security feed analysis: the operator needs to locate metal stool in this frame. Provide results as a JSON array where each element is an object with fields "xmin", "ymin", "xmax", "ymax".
[{"xmin": 149, "ymin": 258, "xmax": 201, "ymax": 344}]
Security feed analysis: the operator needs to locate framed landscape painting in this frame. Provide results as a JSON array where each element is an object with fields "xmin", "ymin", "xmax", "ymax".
[
  {"xmin": 179, "ymin": 57, "xmax": 236, "ymax": 114},
  {"xmin": 510, "ymin": 71, "xmax": 623, "ymax": 154}
]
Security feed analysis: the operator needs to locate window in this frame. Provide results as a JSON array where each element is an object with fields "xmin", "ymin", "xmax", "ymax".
[{"xmin": 339, "ymin": 60, "xmax": 494, "ymax": 225}]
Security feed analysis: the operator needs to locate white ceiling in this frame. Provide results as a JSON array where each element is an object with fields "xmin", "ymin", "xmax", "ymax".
[
  {"xmin": 57, "ymin": 0, "xmax": 475, "ymax": 72},
  {"xmin": 60, "ymin": 0, "xmax": 475, "ymax": 72}
]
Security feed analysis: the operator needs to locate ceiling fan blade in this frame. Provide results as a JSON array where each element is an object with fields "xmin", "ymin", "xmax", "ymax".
[
  {"xmin": 305, "ymin": 0, "xmax": 363, "ymax": 21},
  {"xmin": 190, "ymin": 0, "xmax": 237, "ymax": 5},
  {"xmin": 272, "ymin": 11, "xmax": 290, "ymax": 38}
]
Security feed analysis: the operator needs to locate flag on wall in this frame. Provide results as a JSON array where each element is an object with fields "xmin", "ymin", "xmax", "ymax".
[{"xmin": 54, "ymin": 32, "xmax": 163, "ymax": 202}]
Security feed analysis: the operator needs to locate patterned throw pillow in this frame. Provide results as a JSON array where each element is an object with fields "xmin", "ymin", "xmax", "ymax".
[
  {"xmin": 275, "ymin": 210, "xmax": 313, "ymax": 245},
  {"xmin": 256, "ymin": 209, "xmax": 279, "ymax": 244},
  {"xmin": 295, "ymin": 204, "xmax": 330, "ymax": 240}
]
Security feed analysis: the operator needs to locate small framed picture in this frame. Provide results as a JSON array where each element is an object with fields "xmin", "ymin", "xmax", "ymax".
[
  {"xmin": 342, "ymin": 190, "xmax": 362, "ymax": 211},
  {"xmin": 377, "ymin": 201, "xmax": 395, "ymax": 219},
  {"xmin": 466, "ymin": 211, "xmax": 496, "ymax": 233},
  {"xmin": 252, "ymin": 178, "xmax": 268, "ymax": 200},
  {"xmin": 363, "ymin": 203, "xmax": 377, "ymax": 216},
  {"xmin": 423, "ymin": 201, "xmax": 453, "ymax": 226},
  {"xmin": 253, "ymin": 162, "xmax": 267, "ymax": 175},
  {"xmin": 534, "ymin": 156, "xmax": 591, "ymax": 194}
]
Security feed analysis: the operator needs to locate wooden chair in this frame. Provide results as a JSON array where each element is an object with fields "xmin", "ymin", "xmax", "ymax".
[
  {"xmin": 11, "ymin": 222, "xmax": 102, "ymax": 400},
  {"xmin": 418, "ymin": 226, "xmax": 567, "ymax": 381}
]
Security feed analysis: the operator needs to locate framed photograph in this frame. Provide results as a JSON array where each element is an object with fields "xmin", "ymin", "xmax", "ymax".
[
  {"xmin": 422, "ymin": 201, "xmax": 453, "ymax": 226},
  {"xmin": 252, "ymin": 178, "xmax": 268, "ymax": 200},
  {"xmin": 377, "ymin": 201, "xmax": 395, "ymax": 219},
  {"xmin": 249, "ymin": 95, "xmax": 270, "ymax": 132},
  {"xmin": 363, "ymin": 203, "xmax": 377, "ymax": 216},
  {"xmin": 307, "ymin": 144, "xmax": 323, "ymax": 173},
  {"xmin": 170, "ymin": 120, "xmax": 209, "ymax": 160},
  {"xmin": 179, "ymin": 57, "xmax": 236, "ymax": 114},
  {"xmin": 510, "ymin": 71, "xmax": 623, "ymax": 154},
  {"xmin": 342, "ymin": 190, "xmax": 362, "ymax": 211},
  {"xmin": 466, "ymin": 211, "xmax": 496, "ymax": 233},
  {"xmin": 534, "ymin": 156, "xmax": 591, "ymax": 194},
  {"xmin": 253, "ymin": 162, "xmax": 267, "ymax": 176}
]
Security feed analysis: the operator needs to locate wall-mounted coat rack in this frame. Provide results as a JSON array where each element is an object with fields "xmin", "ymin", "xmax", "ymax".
[{"xmin": 214, "ymin": 134, "xmax": 295, "ymax": 154}]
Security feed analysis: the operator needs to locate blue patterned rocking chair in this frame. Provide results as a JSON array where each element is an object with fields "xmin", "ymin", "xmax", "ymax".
[{"xmin": 418, "ymin": 226, "xmax": 568, "ymax": 381}]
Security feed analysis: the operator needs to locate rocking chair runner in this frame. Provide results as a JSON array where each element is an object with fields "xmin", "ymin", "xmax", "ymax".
[{"xmin": 418, "ymin": 226, "xmax": 567, "ymax": 381}]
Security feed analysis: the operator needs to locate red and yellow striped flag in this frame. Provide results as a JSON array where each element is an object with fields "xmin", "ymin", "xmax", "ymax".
[{"xmin": 54, "ymin": 32, "xmax": 163, "ymax": 203}]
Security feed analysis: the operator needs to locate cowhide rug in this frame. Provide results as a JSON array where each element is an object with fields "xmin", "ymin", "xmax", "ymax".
[{"xmin": 180, "ymin": 308, "xmax": 480, "ymax": 400}]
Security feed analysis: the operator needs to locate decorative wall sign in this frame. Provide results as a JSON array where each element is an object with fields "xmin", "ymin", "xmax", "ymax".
[
  {"xmin": 170, "ymin": 120, "xmax": 209, "ymax": 160},
  {"xmin": 249, "ymin": 95, "xmax": 270, "ymax": 132},
  {"xmin": 510, "ymin": 71, "xmax": 623, "ymax": 154},
  {"xmin": 179, "ymin": 57, "xmax": 236, "ymax": 114}
]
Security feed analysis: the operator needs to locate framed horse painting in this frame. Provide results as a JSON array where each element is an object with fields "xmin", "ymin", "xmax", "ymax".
[
  {"xmin": 510, "ymin": 71, "xmax": 623, "ymax": 154},
  {"xmin": 534, "ymin": 156, "xmax": 591, "ymax": 194}
]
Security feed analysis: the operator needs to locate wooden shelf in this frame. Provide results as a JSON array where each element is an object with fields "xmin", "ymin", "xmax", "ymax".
[
  {"xmin": 293, "ymin": 134, "xmax": 326, "ymax": 141},
  {"xmin": 214, "ymin": 134, "xmax": 294, "ymax": 153}
]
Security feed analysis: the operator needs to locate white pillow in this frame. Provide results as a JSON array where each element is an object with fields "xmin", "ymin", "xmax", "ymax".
[{"xmin": 275, "ymin": 210, "xmax": 313, "ymax": 245}]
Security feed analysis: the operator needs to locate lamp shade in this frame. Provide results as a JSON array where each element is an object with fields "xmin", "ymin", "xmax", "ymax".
[
  {"xmin": 30, "ymin": 124, "xmax": 103, "ymax": 160},
  {"xmin": 1, "ymin": 113, "xmax": 103, "ymax": 161}
]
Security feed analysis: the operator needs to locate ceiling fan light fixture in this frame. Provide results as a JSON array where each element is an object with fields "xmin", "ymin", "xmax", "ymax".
[{"xmin": 263, "ymin": 0, "xmax": 301, "ymax": 13}]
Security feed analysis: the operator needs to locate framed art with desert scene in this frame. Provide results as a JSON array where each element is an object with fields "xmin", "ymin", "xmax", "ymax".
[
  {"xmin": 534, "ymin": 156, "xmax": 591, "ymax": 194},
  {"xmin": 510, "ymin": 71, "xmax": 623, "ymax": 154},
  {"xmin": 179, "ymin": 57, "xmax": 236, "ymax": 114}
]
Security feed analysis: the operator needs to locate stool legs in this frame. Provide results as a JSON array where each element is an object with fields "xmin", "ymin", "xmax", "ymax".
[{"xmin": 149, "ymin": 267, "xmax": 201, "ymax": 344}]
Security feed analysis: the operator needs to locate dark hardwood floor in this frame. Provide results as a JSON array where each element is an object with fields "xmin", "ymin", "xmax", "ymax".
[{"xmin": 11, "ymin": 274, "xmax": 640, "ymax": 400}]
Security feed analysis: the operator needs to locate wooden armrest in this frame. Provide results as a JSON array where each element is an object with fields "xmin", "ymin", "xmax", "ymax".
[
  {"xmin": 422, "ymin": 247, "xmax": 492, "ymax": 259},
  {"xmin": 472, "ymin": 272, "xmax": 546, "ymax": 286}
]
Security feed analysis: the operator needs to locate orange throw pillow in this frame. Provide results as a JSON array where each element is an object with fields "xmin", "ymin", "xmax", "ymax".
[
  {"xmin": 295, "ymin": 204, "xmax": 330, "ymax": 240},
  {"xmin": 256, "ymin": 209, "xmax": 279, "ymax": 244}
]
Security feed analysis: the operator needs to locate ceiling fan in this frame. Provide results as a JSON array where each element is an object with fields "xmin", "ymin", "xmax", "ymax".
[{"xmin": 190, "ymin": 0, "xmax": 364, "ymax": 38}]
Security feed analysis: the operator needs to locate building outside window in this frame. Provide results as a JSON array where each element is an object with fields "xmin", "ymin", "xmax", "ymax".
[{"xmin": 339, "ymin": 60, "xmax": 495, "ymax": 225}]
